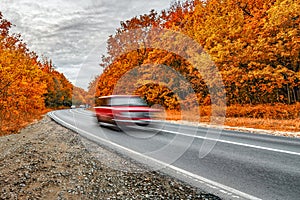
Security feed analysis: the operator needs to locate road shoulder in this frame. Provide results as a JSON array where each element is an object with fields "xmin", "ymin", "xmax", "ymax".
[{"xmin": 0, "ymin": 115, "xmax": 220, "ymax": 199}]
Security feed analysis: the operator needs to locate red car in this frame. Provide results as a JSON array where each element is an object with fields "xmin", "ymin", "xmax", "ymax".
[{"xmin": 94, "ymin": 95, "xmax": 159, "ymax": 127}]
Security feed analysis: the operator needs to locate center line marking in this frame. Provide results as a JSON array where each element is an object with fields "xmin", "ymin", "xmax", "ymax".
[{"xmin": 144, "ymin": 127, "xmax": 300, "ymax": 156}]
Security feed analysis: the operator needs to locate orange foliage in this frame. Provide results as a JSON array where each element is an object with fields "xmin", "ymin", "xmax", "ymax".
[
  {"xmin": 41, "ymin": 59, "xmax": 74, "ymax": 108},
  {"xmin": 91, "ymin": 0, "xmax": 300, "ymax": 114},
  {"xmin": 164, "ymin": 103, "xmax": 300, "ymax": 132},
  {"xmin": 0, "ymin": 13, "xmax": 47, "ymax": 134},
  {"xmin": 0, "ymin": 13, "xmax": 82, "ymax": 135},
  {"xmin": 73, "ymin": 86, "xmax": 89, "ymax": 106}
]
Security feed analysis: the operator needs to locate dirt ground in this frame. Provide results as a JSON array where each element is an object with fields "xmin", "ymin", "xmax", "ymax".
[{"xmin": 0, "ymin": 116, "xmax": 220, "ymax": 199}]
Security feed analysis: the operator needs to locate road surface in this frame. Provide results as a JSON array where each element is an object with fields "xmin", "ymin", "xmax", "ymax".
[{"xmin": 48, "ymin": 109, "xmax": 300, "ymax": 200}]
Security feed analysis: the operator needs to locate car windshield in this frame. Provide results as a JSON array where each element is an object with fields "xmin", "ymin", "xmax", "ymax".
[{"xmin": 110, "ymin": 97, "xmax": 148, "ymax": 106}]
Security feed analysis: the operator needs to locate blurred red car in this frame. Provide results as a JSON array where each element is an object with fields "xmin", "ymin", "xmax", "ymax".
[{"xmin": 94, "ymin": 95, "xmax": 159, "ymax": 127}]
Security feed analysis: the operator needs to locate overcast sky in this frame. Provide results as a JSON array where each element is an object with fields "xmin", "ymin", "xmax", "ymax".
[{"xmin": 0, "ymin": 0, "xmax": 173, "ymax": 90}]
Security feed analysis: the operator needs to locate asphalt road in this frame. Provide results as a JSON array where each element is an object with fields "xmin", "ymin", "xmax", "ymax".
[{"xmin": 48, "ymin": 109, "xmax": 300, "ymax": 200}]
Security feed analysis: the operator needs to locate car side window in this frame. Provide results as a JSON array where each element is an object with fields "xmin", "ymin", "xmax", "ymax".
[{"xmin": 106, "ymin": 97, "xmax": 112, "ymax": 107}]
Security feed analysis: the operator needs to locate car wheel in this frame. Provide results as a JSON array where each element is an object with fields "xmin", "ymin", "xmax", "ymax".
[{"xmin": 136, "ymin": 122, "xmax": 149, "ymax": 126}]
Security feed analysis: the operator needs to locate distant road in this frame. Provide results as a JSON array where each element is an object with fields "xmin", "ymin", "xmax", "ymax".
[{"xmin": 48, "ymin": 109, "xmax": 300, "ymax": 200}]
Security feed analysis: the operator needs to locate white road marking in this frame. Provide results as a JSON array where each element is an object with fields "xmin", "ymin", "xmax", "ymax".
[
  {"xmin": 48, "ymin": 111, "xmax": 262, "ymax": 200},
  {"xmin": 70, "ymin": 109, "xmax": 95, "ymax": 118},
  {"xmin": 146, "ymin": 127, "xmax": 300, "ymax": 156},
  {"xmin": 66, "ymin": 110, "xmax": 300, "ymax": 156}
]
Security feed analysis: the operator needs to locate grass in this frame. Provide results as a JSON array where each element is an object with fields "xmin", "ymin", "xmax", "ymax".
[
  {"xmin": 161, "ymin": 104, "xmax": 300, "ymax": 133},
  {"xmin": 224, "ymin": 117, "xmax": 300, "ymax": 132}
]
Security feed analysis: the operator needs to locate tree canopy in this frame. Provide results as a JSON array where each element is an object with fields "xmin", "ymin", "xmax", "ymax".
[
  {"xmin": 0, "ymin": 12, "xmax": 87, "ymax": 134},
  {"xmin": 91, "ymin": 0, "xmax": 300, "ymax": 108}
]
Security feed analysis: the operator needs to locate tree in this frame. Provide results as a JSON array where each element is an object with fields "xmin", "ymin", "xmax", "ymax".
[
  {"xmin": 0, "ymin": 12, "xmax": 47, "ymax": 133},
  {"xmin": 91, "ymin": 0, "xmax": 300, "ymax": 110}
]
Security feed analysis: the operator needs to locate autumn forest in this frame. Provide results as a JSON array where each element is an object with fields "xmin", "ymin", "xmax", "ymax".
[
  {"xmin": 0, "ymin": 13, "xmax": 87, "ymax": 134},
  {"xmin": 90, "ymin": 0, "xmax": 300, "ymax": 130},
  {"xmin": 1, "ymin": 0, "xmax": 300, "ymax": 134}
]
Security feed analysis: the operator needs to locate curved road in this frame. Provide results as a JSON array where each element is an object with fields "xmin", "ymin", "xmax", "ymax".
[{"xmin": 48, "ymin": 109, "xmax": 300, "ymax": 200}]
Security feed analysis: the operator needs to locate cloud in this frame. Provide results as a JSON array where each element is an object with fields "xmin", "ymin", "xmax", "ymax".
[{"xmin": 0, "ymin": 0, "xmax": 173, "ymax": 89}]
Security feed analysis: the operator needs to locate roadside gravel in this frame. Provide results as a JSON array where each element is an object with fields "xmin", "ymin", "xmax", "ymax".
[{"xmin": 0, "ymin": 116, "xmax": 221, "ymax": 199}]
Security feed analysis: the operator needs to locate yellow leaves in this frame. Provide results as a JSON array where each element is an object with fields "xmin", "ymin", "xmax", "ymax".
[
  {"xmin": 0, "ymin": 50, "xmax": 47, "ymax": 133},
  {"xmin": 267, "ymin": 0, "xmax": 300, "ymax": 26},
  {"xmin": 0, "ymin": 15, "xmax": 45, "ymax": 134},
  {"xmin": 0, "ymin": 13, "xmax": 82, "ymax": 135},
  {"xmin": 93, "ymin": 0, "xmax": 300, "ymax": 109}
]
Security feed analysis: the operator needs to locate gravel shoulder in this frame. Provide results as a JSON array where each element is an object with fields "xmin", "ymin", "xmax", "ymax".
[{"xmin": 0, "ymin": 116, "xmax": 220, "ymax": 199}]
